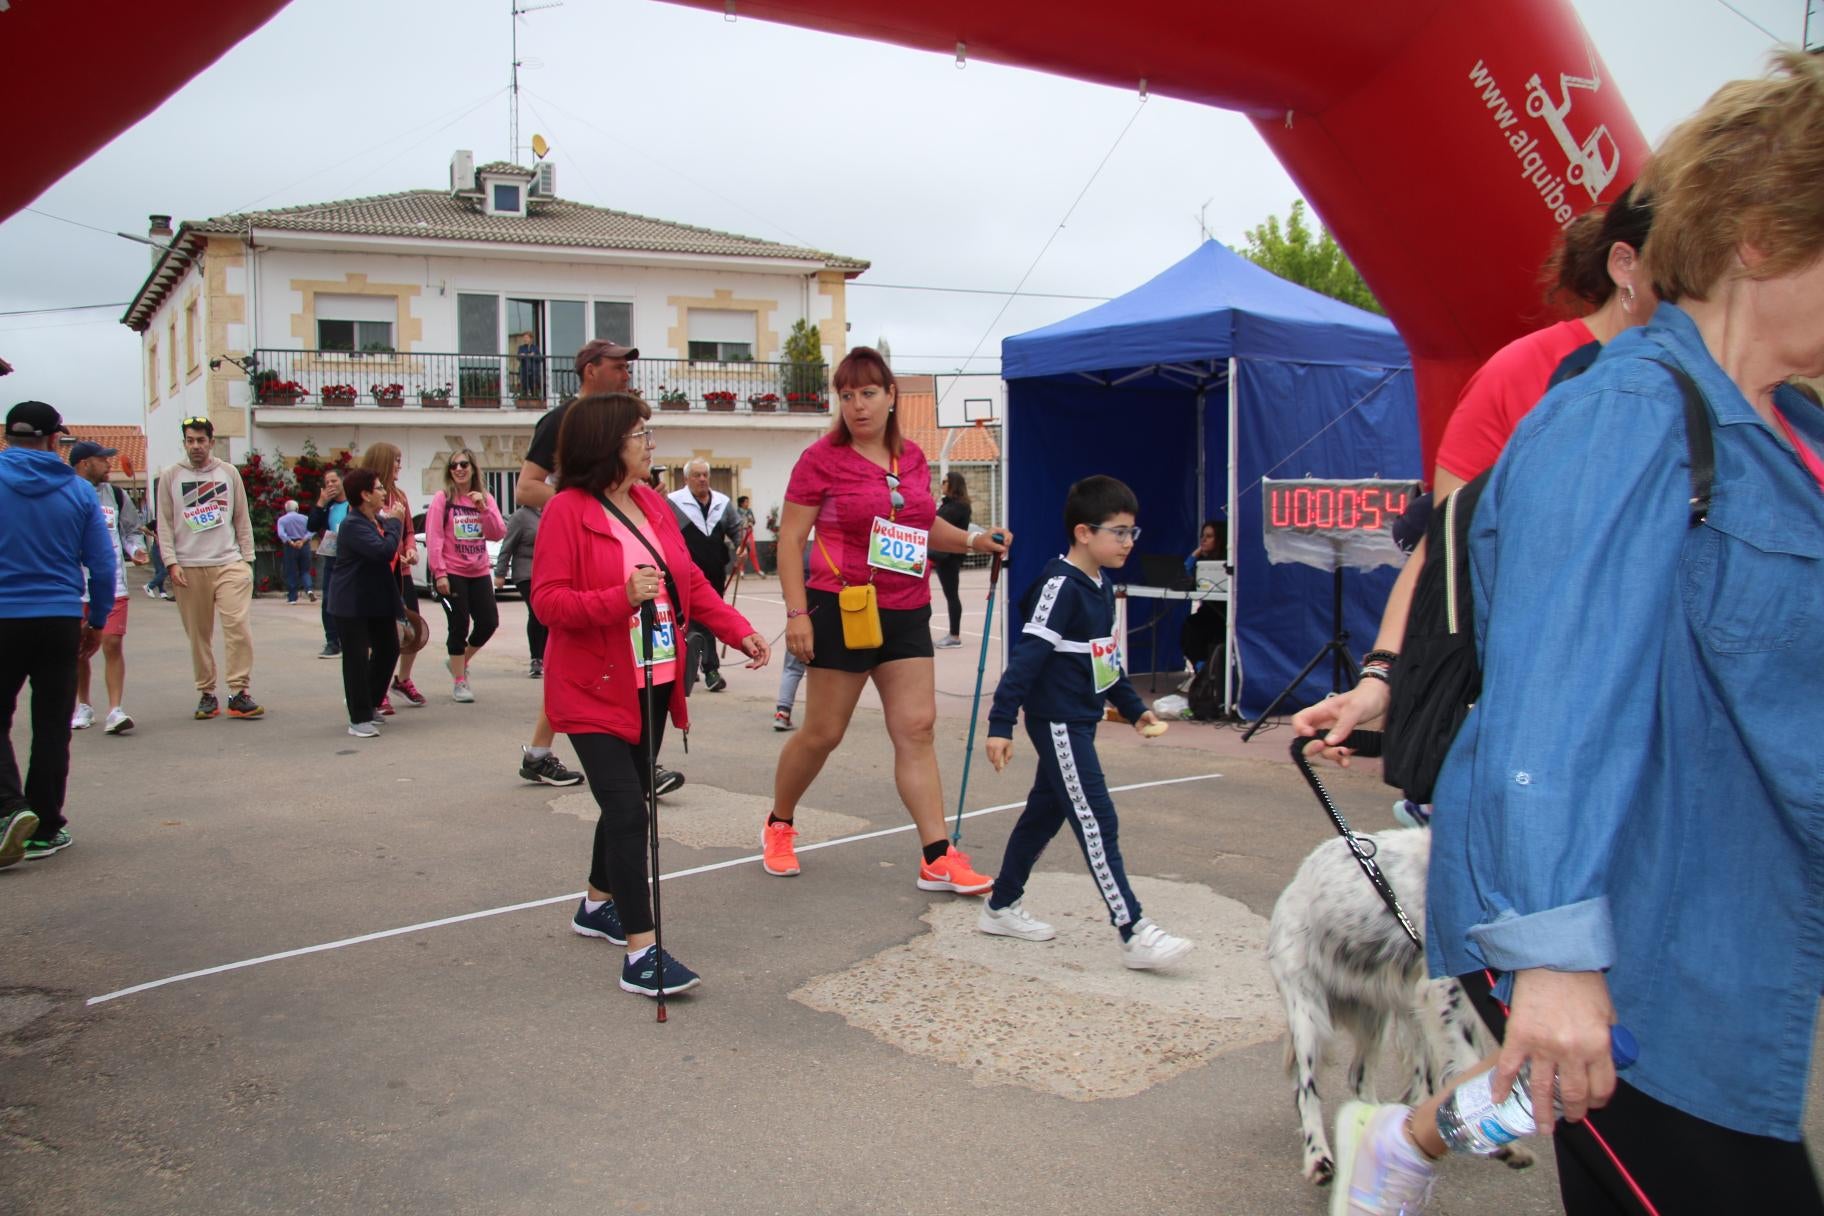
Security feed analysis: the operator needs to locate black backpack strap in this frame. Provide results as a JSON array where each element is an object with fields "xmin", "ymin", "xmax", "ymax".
[{"xmin": 1663, "ymin": 364, "xmax": 1715, "ymax": 528}]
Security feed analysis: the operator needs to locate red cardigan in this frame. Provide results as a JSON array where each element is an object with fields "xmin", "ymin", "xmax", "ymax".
[{"xmin": 531, "ymin": 482, "xmax": 756, "ymax": 739}]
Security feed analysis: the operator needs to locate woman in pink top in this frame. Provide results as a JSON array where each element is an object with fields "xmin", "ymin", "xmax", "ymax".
[
  {"xmin": 763, "ymin": 347, "xmax": 1013, "ymax": 889},
  {"xmin": 425, "ymin": 447, "xmax": 506, "ymax": 702}
]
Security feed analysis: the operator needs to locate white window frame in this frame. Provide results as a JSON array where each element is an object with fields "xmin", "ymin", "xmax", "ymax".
[{"xmin": 687, "ymin": 308, "xmax": 757, "ymax": 363}]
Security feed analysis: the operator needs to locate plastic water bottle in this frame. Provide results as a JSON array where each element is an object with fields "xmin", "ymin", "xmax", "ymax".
[{"xmin": 1436, "ymin": 1025, "xmax": 1639, "ymax": 1155}]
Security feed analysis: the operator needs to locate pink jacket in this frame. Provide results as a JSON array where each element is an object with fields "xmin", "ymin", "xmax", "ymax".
[{"xmin": 425, "ymin": 490, "xmax": 506, "ymax": 579}]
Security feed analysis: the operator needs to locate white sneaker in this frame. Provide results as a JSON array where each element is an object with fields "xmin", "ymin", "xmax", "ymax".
[
  {"xmin": 452, "ymin": 679, "xmax": 475, "ymax": 703},
  {"xmin": 1121, "ymin": 918, "xmax": 1193, "ymax": 970},
  {"xmin": 1329, "ymin": 1101, "xmax": 1435, "ymax": 1216},
  {"xmin": 348, "ymin": 722, "xmax": 381, "ymax": 738},
  {"xmin": 143, "ymin": 584, "xmax": 157, "ymax": 599},
  {"xmin": 978, "ymin": 900, "xmax": 1056, "ymax": 941},
  {"xmin": 103, "ymin": 707, "xmax": 134, "ymax": 735},
  {"xmin": 934, "ymin": 635, "xmax": 963, "ymax": 648},
  {"xmin": 71, "ymin": 703, "xmax": 94, "ymax": 730}
]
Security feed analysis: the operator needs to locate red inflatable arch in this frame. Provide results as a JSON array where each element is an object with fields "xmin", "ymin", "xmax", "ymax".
[{"xmin": 0, "ymin": 0, "xmax": 1646, "ymax": 462}]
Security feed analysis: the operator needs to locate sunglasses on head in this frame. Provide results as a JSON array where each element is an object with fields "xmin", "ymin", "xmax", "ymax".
[{"xmin": 182, "ymin": 417, "xmax": 210, "ymax": 430}]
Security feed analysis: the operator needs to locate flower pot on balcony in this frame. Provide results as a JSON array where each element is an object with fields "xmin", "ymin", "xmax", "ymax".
[
  {"xmin": 419, "ymin": 395, "xmax": 452, "ymax": 408},
  {"xmin": 375, "ymin": 396, "xmax": 405, "ymax": 408},
  {"xmin": 514, "ymin": 396, "xmax": 545, "ymax": 410},
  {"xmin": 461, "ymin": 397, "xmax": 502, "ymax": 409},
  {"xmin": 787, "ymin": 400, "xmax": 828, "ymax": 413},
  {"xmin": 659, "ymin": 399, "xmax": 691, "ymax": 412},
  {"xmin": 748, "ymin": 398, "xmax": 780, "ymax": 413},
  {"xmin": 705, "ymin": 396, "xmax": 737, "ymax": 412},
  {"xmin": 257, "ymin": 394, "xmax": 300, "ymax": 406}
]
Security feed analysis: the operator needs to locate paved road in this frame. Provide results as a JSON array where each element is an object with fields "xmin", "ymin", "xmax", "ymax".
[{"xmin": 3, "ymin": 570, "xmax": 1817, "ymax": 1213}]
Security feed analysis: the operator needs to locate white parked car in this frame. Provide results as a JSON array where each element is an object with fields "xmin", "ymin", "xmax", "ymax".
[{"xmin": 411, "ymin": 512, "xmax": 516, "ymax": 598}]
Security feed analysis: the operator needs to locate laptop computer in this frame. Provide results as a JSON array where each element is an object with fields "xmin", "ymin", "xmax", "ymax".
[{"xmin": 1139, "ymin": 553, "xmax": 1196, "ymax": 591}]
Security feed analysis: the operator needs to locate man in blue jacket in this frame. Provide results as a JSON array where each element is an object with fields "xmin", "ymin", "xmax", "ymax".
[{"xmin": 0, "ymin": 401, "xmax": 117, "ymax": 865}]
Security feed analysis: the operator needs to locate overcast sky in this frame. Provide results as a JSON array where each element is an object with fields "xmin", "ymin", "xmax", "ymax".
[{"xmin": 0, "ymin": 0, "xmax": 1807, "ymax": 427}]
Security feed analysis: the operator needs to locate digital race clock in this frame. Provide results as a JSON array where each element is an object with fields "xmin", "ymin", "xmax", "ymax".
[{"xmin": 1261, "ymin": 477, "xmax": 1421, "ymax": 572}]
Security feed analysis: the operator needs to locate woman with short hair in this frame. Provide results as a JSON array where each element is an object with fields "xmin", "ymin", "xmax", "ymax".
[
  {"xmin": 764, "ymin": 347, "xmax": 1012, "ymax": 886},
  {"xmin": 425, "ymin": 447, "xmax": 505, "ymax": 702},
  {"xmin": 328, "ymin": 468, "xmax": 406, "ymax": 738},
  {"xmin": 533, "ymin": 393, "xmax": 769, "ymax": 998},
  {"xmin": 1414, "ymin": 52, "xmax": 1824, "ymax": 1213}
]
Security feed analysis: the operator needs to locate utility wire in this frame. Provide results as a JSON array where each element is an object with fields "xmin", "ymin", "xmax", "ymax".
[
  {"xmin": 1711, "ymin": 0, "xmax": 1786, "ymax": 42},
  {"xmin": 22, "ymin": 208, "xmax": 125, "ymax": 240},
  {"xmin": 0, "ymin": 302, "xmax": 130, "ymax": 317},
  {"xmin": 850, "ymin": 282, "xmax": 1111, "ymax": 302},
  {"xmin": 935, "ymin": 99, "xmax": 1148, "ymax": 410}
]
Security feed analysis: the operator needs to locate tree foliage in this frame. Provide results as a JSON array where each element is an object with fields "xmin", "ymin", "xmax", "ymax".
[{"xmin": 1238, "ymin": 200, "xmax": 1382, "ymax": 315}]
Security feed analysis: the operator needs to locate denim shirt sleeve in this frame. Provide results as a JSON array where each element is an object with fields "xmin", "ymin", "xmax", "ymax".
[{"xmin": 1454, "ymin": 373, "xmax": 1692, "ymax": 974}]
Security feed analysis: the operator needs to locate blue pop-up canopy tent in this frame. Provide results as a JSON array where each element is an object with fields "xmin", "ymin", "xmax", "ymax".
[{"xmin": 1000, "ymin": 240, "xmax": 1421, "ymax": 717}]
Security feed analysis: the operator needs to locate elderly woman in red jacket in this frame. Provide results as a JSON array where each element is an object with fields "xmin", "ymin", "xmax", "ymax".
[{"xmin": 532, "ymin": 393, "xmax": 769, "ymax": 999}]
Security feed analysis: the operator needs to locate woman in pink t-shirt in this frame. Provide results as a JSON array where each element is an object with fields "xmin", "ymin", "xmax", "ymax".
[
  {"xmin": 424, "ymin": 447, "xmax": 506, "ymax": 703},
  {"xmin": 762, "ymin": 347, "xmax": 1012, "ymax": 888}
]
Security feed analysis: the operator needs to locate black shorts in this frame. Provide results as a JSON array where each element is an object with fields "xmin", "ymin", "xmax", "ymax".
[{"xmin": 805, "ymin": 586, "xmax": 935, "ymax": 673}]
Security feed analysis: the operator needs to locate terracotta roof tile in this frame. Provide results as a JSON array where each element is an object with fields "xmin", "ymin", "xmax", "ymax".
[
  {"xmin": 63, "ymin": 425, "xmax": 148, "ymax": 481},
  {"xmin": 126, "ymin": 188, "xmax": 867, "ymax": 330}
]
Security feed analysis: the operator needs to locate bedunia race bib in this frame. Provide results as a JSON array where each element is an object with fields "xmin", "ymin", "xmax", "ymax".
[
  {"xmin": 630, "ymin": 597, "xmax": 678, "ymax": 667},
  {"xmin": 454, "ymin": 517, "xmax": 484, "ymax": 542},
  {"xmin": 1090, "ymin": 636, "xmax": 1122, "ymax": 694},
  {"xmin": 867, "ymin": 517, "xmax": 929, "ymax": 578}
]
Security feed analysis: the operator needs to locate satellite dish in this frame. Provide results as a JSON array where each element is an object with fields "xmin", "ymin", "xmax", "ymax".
[{"xmin": 531, "ymin": 134, "xmax": 549, "ymax": 159}]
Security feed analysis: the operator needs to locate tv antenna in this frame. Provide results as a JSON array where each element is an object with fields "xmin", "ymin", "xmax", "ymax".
[{"xmin": 512, "ymin": 0, "xmax": 563, "ymax": 162}]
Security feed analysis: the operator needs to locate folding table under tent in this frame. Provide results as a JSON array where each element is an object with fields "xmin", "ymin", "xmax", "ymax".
[{"xmin": 999, "ymin": 240, "xmax": 1422, "ymax": 719}]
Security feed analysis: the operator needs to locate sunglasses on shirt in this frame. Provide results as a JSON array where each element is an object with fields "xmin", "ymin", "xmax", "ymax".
[{"xmin": 885, "ymin": 472, "xmax": 904, "ymax": 512}]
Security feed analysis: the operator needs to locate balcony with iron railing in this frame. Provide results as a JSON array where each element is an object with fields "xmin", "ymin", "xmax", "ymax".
[{"xmin": 243, "ymin": 349, "xmax": 832, "ymax": 416}]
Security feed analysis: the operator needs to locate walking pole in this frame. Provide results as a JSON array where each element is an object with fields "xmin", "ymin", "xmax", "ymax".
[
  {"xmin": 952, "ymin": 537, "xmax": 1005, "ymax": 844},
  {"xmin": 720, "ymin": 560, "xmax": 742, "ymax": 660},
  {"xmin": 637, "ymin": 577, "xmax": 667, "ymax": 1024}
]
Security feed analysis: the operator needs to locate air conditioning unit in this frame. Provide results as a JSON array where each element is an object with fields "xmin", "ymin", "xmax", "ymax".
[
  {"xmin": 450, "ymin": 150, "xmax": 476, "ymax": 194},
  {"xmin": 534, "ymin": 162, "xmax": 556, "ymax": 197}
]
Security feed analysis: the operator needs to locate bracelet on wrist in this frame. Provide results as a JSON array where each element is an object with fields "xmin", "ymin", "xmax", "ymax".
[
  {"xmin": 786, "ymin": 607, "xmax": 813, "ymax": 619},
  {"xmin": 1362, "ymin": 648, "xmax": 1400, "ymax": 669},
  {"xmin": 1357, "ymin": 667, "xmax": 1391, "ymax": 686}
]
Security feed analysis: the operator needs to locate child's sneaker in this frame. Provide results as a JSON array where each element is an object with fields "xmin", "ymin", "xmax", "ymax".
[
  {"xmin": 917, "ymin": 844, "xmax": 993, "ymax": 895},
  {"xmin": 1329, "ymin": 1101, "xmax": 1435, "ymax": 1216},
  {"xmin": 571, "ymin": 897, "xmax": 628, "ymax": 945},
  {"xmin": 619, "ymin": 947, "xmax": 701, "ymax": 998},
  {"xmin": 23, "ymin": 829, "xmax": 73, "ymax": 860},
  {"xmin": 978, "ymin": 900, "xmax": 1056, "ymax": 941},
  {"xmin": 0, "ymin": 809, "xmax": 39, "ymax": 869},
  {"xmin": 761, "ymin": 819, "xmax": 800, "ymax": 876},
  {"xmin": 1121, "ymin": 918, "xmax": 1193, "ymax": 970}
]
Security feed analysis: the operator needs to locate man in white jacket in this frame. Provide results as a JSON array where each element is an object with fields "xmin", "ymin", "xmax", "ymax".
[{"xmin": 668, "ymin": 458, "xmax": 737, "ymax": 693}]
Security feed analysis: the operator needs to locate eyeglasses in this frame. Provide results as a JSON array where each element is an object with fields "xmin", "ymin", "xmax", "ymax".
[
  {"xmin": 448, "ymin": 460, "xmax": 471, "ymax": 469},
  {"xmin": 627, "ymin": 428, "xmax": 656, "ymax": 447},
  {"xmin": 885, "ymin": 472, "xmax": 904, "ymax": 512},
  {"xmin": 1090, "ymin": 525, "xmax": 1142, "ymax": 543}
]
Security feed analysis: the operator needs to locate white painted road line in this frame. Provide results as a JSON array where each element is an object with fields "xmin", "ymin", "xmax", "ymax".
[{"xmin": 86, "ymin": 772, "xmax": 1223, "ymax": 1007}]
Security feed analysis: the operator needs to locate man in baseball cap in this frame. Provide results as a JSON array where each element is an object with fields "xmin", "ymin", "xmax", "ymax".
[
  {"xmin": 69, "ymin": 440, "xmax": 147, "ymax": 735},
  {"xmin": 0, "ymin": 401, "xmax": 116, "ymax": 864}
]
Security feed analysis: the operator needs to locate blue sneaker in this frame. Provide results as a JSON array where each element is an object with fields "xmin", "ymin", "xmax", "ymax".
[
  {"xmin": 619, "ymin": 947, "xmax": 702, "ymax": 998},
  {"xmin": 0, "ymin": 809, "xmax": 40, "ymax": 869},
  {"xmin": 571, "ymin": 897, "xmax": 628, "ymax": 945}
]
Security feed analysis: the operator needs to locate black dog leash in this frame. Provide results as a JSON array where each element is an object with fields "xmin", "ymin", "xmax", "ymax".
[{"xmin": 1288, "ymin": 732, "xmax": 1422, "ymax": 948}]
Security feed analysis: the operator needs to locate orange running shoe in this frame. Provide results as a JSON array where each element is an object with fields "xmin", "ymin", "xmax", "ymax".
[
  {"xmin": 761, "ymin": 819, "xmax": 800, "ymax": 877},
  {"xmin": 918, "ymin": 844, "xmax": 993, "ymax": 895}
]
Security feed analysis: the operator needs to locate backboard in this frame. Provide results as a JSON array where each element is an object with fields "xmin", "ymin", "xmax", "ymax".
[{"xmin": 933, "ymin": 373, "xmax": 1003, "ymax": 429}]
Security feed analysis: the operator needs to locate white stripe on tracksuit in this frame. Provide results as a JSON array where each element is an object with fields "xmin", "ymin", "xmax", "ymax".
[{"xmin": 1046, "ymin": 720, "xmax": 1132, "ymax": 927}]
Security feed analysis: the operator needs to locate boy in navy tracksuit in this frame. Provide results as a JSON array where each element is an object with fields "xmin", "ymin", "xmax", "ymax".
[{"xmin": 980, "ymin": 476, "xmax": 1192, "ymax": 970}]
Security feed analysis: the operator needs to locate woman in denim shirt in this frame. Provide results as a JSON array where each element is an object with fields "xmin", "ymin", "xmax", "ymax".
[{"xmin": 1426, "ymin": 52, "xmax": 1824, "ymax": 1213}]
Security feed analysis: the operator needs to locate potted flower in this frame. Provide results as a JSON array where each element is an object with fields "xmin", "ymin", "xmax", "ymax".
[
  {"xmin": 459, "ymin": 368, "xmax": 502, "ymax": 409},
  {"xmin": 786, "ymin": 391, "xmax": 828, "ymax": 413},
  {"xmin": 747, "ymin": 392, "xmax": 781, "ymax": 413},
  {"xmin": 658, "ymin": 386, "xmax": 690, "ymax": 412},
  {"xmin": 514, "ymin": 389, "xmax": 546, "ymax": 410},
  {"xmin": 419, "ymin": 383, "xmax": 453, "ymax": 408},
  {"xmin": 256, "ymin": 377, "xmax": 307, "ymax": 404},
  {"xmin": 704, "ymin": 390, "xmax": 738, "ymax": 412},
  {"xmin": 322, "ymin": 384, "xmax": 359, "ymax": 404},
  {"xmin": 370, "ymin": 382, "xmax": 406, "ymax": 407}
]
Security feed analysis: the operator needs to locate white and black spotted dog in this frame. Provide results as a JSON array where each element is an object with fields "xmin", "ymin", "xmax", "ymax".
[{"xmin": 1266, "ymin": 826, "xmax": 1535, "ymax": 1184}]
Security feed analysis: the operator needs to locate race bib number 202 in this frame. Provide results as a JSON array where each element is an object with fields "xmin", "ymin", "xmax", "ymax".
[{"xmin": 866, "ymin": 517, "xmax": 929, "ymax": 578}]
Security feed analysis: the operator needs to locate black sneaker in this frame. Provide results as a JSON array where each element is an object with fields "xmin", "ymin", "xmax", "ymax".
[
  {"xmin": 571, "ymin": 897, "xmax": 628, "ymax": 945},
  {"xmin": 226, "ymin": 691, "xmax": 264, "ymax": 719},
  {"xmin": 519, "ymin": 751, "xmax": 583, "ymax": 786},
  {"xmin": 703, "ymin": 670, "xmax": 728, "ymax": 693},
  {"xmin": 318, "ymin": 643, "xmax": 341, "ymax": 660},
  {"xmin": 194, "ymin": 693, "xmax": 220, "ymax": 720},
  {"xmin": 23, "ymin": 829, "xmax": 72, "ymax": 860},
  {"xmin": 0, "ymin": 809, "xmax": 39, "ymax": 869},
  {"xmin": 528, "ymin": 659, "xmax": 543, "ymax": 679},
  {"xmin": 619, "ymin": 947, "xmax": 701, "ymax": 998},
  {"xmin": 654, "ymin": 767, "xmax": 685, "ymax": 798}
]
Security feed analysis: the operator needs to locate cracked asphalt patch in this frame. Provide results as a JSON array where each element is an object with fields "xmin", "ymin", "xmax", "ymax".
[{"xmin": 791, "ymin": 873, "xmax": 1282, "ymax": 1101}]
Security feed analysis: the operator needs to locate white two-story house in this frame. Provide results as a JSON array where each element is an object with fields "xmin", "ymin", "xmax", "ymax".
[{"xmin": 123, "ymin": 152, "xmax": 867, "ymax": 525}]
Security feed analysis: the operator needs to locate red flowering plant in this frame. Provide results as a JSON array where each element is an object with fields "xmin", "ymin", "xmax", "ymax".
[
  {"xmin": 369, "ymin": 382, "xmax": 405, "ymax": 404},
  {"xmin": 704, "ymin": 390, "xmax": 738, "ymax": 408},
  {"xmin": 322, "ymin": 384, "xmax": 359, "ymax": 403},
  {"xmin": 747, "ymin": 392, "xmax": 781, "ymax": 410},
  {"xmin": 290, "ymin": 438, "xmax": 351, "ymax": 508},
  {"xmin": 786, "ymin": 391, "xmax": 828, "ymax": 410},
  {"xmin": 237, "ymin": 448, "xmax": 298, "ymax": 560},
  {"xmin": 256, "ymin": 378, "xmax": 307, "ymax": 402}
]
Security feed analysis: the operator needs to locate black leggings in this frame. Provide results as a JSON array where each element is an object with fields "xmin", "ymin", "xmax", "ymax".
[
  {"xmin": 336, "ymin": 614, "xmax": 400, "ymax": 724},
  {"xmin": 438, "ymin": 573, "xmax": 498, "ymax": 656},
  {"xmin": 523, "ymin": 579, "xmax": 547, "ymax": 662},
  {"xmin": 934, "ymin": 556, "xmax": 963, "ymax": 637},
  {"xmin": 568, "ymin": 681, "xmax": 671, "ymax": 936}
]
